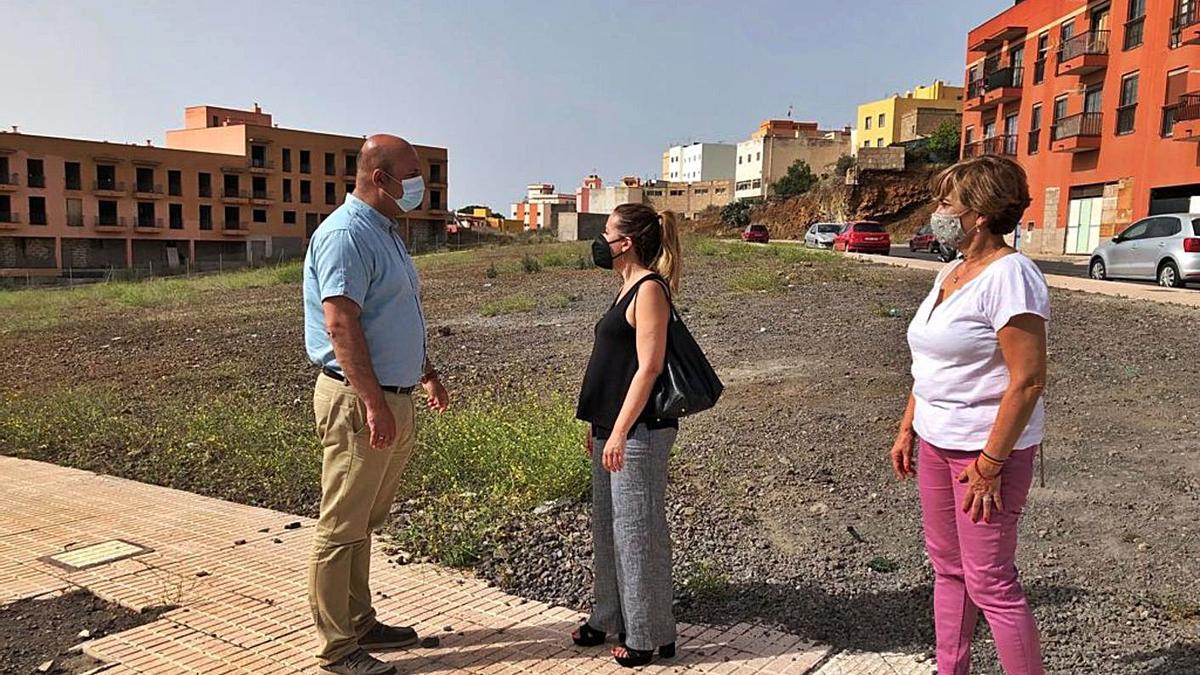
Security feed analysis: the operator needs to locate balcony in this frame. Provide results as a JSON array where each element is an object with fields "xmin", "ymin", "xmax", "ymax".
[
  {"xmin": 1170, "ymin": 93, "xmax": 1200, "ymax": 142},
  {"xmin": 92, "ymin": 215, "xmax": 127, "ymax": 231},
  {"xmin": 221, "ymin": 188, "xmax": 250, "ymax": 203},
  {"xmin": 983, "ymin": 66, "xmax": 1024, "ymax": 107},
  {"xmin": 969, "ymin": 24, "xmax": 1027, "ymax": 53},
  {"xmin": 133, "ymin": 184, "xmax": 164, "ymax": 198},
  {"xmin": 0, "ymin": 173, "xmax": 17, "ymax": 191},
  {"xmin": 135, "ymin": 217, "xmax": 164, "ymax": 232},
  {"xmin": 0, "ymin": 212, "xmax": 21, "ymax": 229},
  {"xmin": 252, "ymin": 189, "xmax": 274, "ymax": 203},
  {"xmin": 1057, "ymin": 30, "xmax": 1110, "ymax": 76},
  {"xmin": 222, "ymin": 222, "xmax": 249, "ymax": 236},
  {"xmin": 965, "ymin": 80, "xmax": 987, "ymax": 111},
  {"xmin": 1051, "ymin": 112, "xmax": 1103, "ymax": 153},
  {"xmin": 1171, "ymin": 7, "xmax": 1200, "ymax": 47},
  {"xmin": 93, "ymin": 180, "xmax": 127, "ymax": 196},
  {"xmin": 963, "ymin": 135, "xmax": 1019, "ymax": 158},
  {"xmin": 248, "ymin": 157, "xmax": 275, "ymax": 173}
]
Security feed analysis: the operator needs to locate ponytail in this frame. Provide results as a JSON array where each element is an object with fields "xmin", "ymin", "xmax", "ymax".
[
  {"xmin": 654, "ymin": 210, "xmax": 682, "ymax": 294},
  {"xmin": 611, "ymin": 202, "xmax": 685, "ymax": 294}
]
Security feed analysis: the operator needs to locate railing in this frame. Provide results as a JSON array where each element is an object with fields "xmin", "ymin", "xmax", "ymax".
[
  {"xmin": 28, "ymin": 212, "xmax": 47, "ymax": 225},
  {"xmin": 1053, "ymin": 112, "xmax": 1104, "ymax": 141},
  {"xmin": 168, "ymin": 185, "xmax": 182, "ymax": 197},
  {"xmin": 300, "ymin": 194, "xmax": 312, "ymax": 204},
  {"xmin": 67, "ymin": 214, "xmax": 84, "ymax": 227},
  {"xmin": 299, "ymin": 164, "xmax": 312, "ymax": 174},
  {"xmin": 1171, "ymin": 6, "xmax": 1198, "ymax": 47},
  {"xmin": 93, "ymin": 215, "xmax": 126, "ymax": 227},
  {"xmin": 252, "ymin": 190, "xmax": 273, "ymax": 200},
  {"xmin": 1178, "ymin": 93, "xmax": 1200, "ymax": 122},
  {"xmin": 0, "ymin": 173, "xmax": 17, "ymax": 186},
  {"xmin": 136, "ymin": 217, "xmax": 164, "ymax": 229},
  {"xmin": 1058, "ymin": 30, "xmax": 1110, "ymax": 62},
  {"xmin": 65, "ymin": 180, "xmax": 82, "ymax": 191},
  {"xmin": 27, "ymin": 174, "xmax": 46, "ymax": 188},
  {"xmin": 985, "ymin": 66, "xmax": 1023, "ymax": 91},
  {"xmin": 223, "ymin": 221, "xmax": 248, "ymax": 231},
  {"xmin": 94, "ymin": 180, "xmax": 126, "ymax": 192},
  {"xmin": 199, "ymin": 186, "xmax": 213, "ymax": 198},
  {"xmin": 221, "ymin": 188, "xmax": 249, "ymax": 199},
  {"xmin": 0, "ymin": 212, "xmax": 21, "ymax": 224},
  {"xmin": 1116, "ymin": 103, "xmax": 1138, "ymax": 134},
  {"xmin": 344, "ymin": 165, "xmax": 357, "ymax": 176},
  {"xmin": 134, "ymin": 184, "xmax": 163, "ymax": 195},
  {"xmin": 963, "ymin": 136, "xmax": 1017, "ymax": 157},
  {"xmin": 967, "ymin": 79, "xmax": 985, "ymax": 100},
  {"xmin": 249, "ymin": 158, "xmax": 275, "ymax": 170},
  {"xmin": 283, "ymin": 191, "xmax": 293, "ymax": 202}
]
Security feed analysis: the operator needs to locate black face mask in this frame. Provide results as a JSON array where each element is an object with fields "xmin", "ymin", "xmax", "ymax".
[{"xmin": 591, "ymin": 234, "xmax": 628, "ymax": 270}]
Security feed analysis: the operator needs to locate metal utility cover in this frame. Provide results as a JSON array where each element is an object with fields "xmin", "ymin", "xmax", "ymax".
[{"xmin": 41, "ymin": 540, "xmax": 152, "ymax": 571}]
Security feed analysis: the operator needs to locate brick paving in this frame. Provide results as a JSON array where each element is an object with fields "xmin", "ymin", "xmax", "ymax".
[{"xmin": 0, "ymin": 456, "xmax": 932, "ymax": 674}]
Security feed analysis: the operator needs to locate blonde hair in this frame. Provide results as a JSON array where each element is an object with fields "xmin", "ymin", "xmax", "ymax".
[
  {"xmin": 611, "ymin": 203, "xmax": 683, "ymax": 293},
  {"xmin": 931, "ymin": 155, "xmax": 1031, "ymax": 235}
]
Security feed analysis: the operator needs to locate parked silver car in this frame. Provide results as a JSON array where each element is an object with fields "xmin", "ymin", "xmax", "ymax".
[
  {"xmin": 1089, "ymin": 213, "xmax": 1200, "ymax": 287},
  {"xmin": 804, "ymin": 222, "xmax": 842, "ymax": 249}
]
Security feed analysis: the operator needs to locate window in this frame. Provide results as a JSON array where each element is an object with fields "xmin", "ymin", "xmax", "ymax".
[
  {"xmin": 865, "ymin": 117, "xmax": 873, "ymax": 130},
  {"xmin": 284, "ymin": 210, "xmax": 297, "ymax": 224},
  {"xmin": 863, "ymin": 139, "xmax": 871, "ymax": 147},
  {"xmin": 66, "ymin": 198, "xmax": 83, "ymax": 227},
  {"xmin": 299, "ymin": 150, "xmax": 311, "ymax": 174},
  {"xmin": 306, "ymin": 212, "xmax": 320, "ymax": 238},
  {"xmin": 198, "ymin": 172, "xmax": 212, "ymax": 198},
  {"xmin": 137, "ymin": 202, "xmax": 156, "ymax": 228},
  {"xmin": 0, "ymin": 195, "xmax": 11, "ymax": 221},
  {"xmin": 98, "ymin": 200, "xmax": 118, "ymax": 226},
  {"xmin": 878, "ymin": 113, "xmax": 886, "ymax": 127},
  {"xmin": 751, "ymin": 179, "xmax": 761, "ymax": 189},
  {"xmin": 224, "ymin": 206, "xmax": 240, "ymax": 228},
  {"xmin": 430, "ymin": 189, "xmax": 442, "ymax": 210},
  {"xmin": 212, "ymin": 115, "xmax": 219, "ymax": 127},
  {"xmin": 1147, "ymin": 216, "xmax": 1182, "ymax": 239},
  {"xmin": 756, "ymin": 152, "xmax": 761, "ymax": 161},
  {"xmin": 1029, "ymin": 104, "xmax": 1043, "ymax": 154},
  {"xmin": 853, "ymin": 222, "xmax": 886, "ymax": 233},
  {"xmin": 253, "ymin": 176, "xmax": 268, "ymax": 200},
  {"xmin": 28, "ymin": 196, "xmax": 47, "ymax": 225},
  {"xmin": 1033, "ymin": 33, "xmax": 1049, "ymax": 84},
  {"xmin": 695, "ymin": 188, "xmax": 708, "ymax": 195},
  {"xmin": 324, "ymin": 153, "xmax": 336, "ymax": 175},
  {"xmin": 168, "ymin": 170, "xmax": 182, "ymax": 196},
  {"xmin": 325, "ymin": 182, "xmax": 336, "ymax": 205},
  {"xmin": 250, "ymin": 145, "xmax": 267, "ymax": 169},
  {"xmin": 170, "ymin": 203, "xmax": 183, "ymax": 229},
  {"xmin": 1118, "ymin": 72, "xmax": 1139, "ymax": 135},
  {"xmin": 283, "ymin": 178, "xmax": 293, "ymax": 202},
  {"xmin": 1117, "ymin": 218, "xmax": 1152, "ymax": 241},
  {"xmin": 282, "ymin": 148, "xmax": 292, "ymax": 172},
  {"xmin": 964, "ymin": 126, "xmax": 975, "ymax": 146},
  {"xmin": 345, "ymin": 182, "xmax": 355, "ymax": 196},
  {"xmin": 715, "ymin": 187, "xmax": 726, "ymax": 194},
  {"xmin": 738, "ymin": 155, "xmax": 742, "ymax": 164},
  {"xmin": 877, "ymin": 138, "xmax": 885, "ymax": 147},
  {"xmin": 65, "ymin": 162, "xmax": 81, "ymax": 191},
  {"xmin": 430, "ymin": 163, "xmax": 441, "ymax": 183},
  {"xmin": 1053, "ymin": 96, "xmax": 1068, "ymax": 124},
  {"xmin": 253, "ymin": 209, "xmax": 267, "ymax": 223},
  {"xmin": 301, "ymin": 180, "xmax": 312, "ymax": 203},
  {"xmin": 223, "ymin": 174, "xmax": 240, "ymax": 197},
  {"xmin": 669, "ymin": 189, "xmax": 684, "ymax": 196},
  {"xmin": 199, "ymin": 205, "xmax": 213, "ymax": 230},
  {"xmin": 1124, "ymin": 0, "xmax": 1145, "ymax": 50},
  {"xmin": 26, "ymin": 159, "xmax": 45, "ymax": 188},
  {"xmin": 345, "ymin": 154, "xmax": 358, "ymax": 176}
]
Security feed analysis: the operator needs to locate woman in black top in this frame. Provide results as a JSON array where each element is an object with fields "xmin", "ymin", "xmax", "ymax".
[{"xmin": 574, "ymin": 202, "xmax": 682, "ymax": 668}]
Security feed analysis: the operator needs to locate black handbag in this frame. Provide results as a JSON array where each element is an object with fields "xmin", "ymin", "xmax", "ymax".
[{"xmin": 646, "ymin": 280, "xmax": 724, "ymax": 419}]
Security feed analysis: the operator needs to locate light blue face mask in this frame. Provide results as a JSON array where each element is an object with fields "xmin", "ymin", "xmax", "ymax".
[{"xmin": 381, "ymin": 172, "xmax": 426, "ymax": 213}]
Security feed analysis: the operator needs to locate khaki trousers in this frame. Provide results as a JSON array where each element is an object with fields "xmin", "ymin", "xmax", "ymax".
[{"xmin": 309, "ymin": 373, "xmax": 416, "ymax": 665}]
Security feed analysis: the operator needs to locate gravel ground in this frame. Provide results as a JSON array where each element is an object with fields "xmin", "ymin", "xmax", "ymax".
[{"xmin": 3, "ymin": 243, "xmax": 1198, "ymax": 674}]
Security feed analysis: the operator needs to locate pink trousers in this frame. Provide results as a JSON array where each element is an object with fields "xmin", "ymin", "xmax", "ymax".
[{"xmin": 917, "ymin": 439, "xmax": 1045, "ymax": 675}]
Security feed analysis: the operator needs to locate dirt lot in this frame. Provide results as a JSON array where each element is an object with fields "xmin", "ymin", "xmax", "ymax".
[{"xmin": 2, "ymin": 241, "xmax": 1198, "ymax": 674}]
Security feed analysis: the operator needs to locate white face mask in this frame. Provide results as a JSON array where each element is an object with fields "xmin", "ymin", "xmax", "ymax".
[
  {"xmin": 381, "ymin": 172, "xmax": 425, "ymax": 213},
  {"xmin": 930, "ymin": 211, "xmax": 981, "ymax": 250}
]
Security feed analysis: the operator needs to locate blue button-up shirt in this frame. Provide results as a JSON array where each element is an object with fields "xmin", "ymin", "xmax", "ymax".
[{"xmin": 303, "ymin": 194, "xmax": 427, "ymax": 387}]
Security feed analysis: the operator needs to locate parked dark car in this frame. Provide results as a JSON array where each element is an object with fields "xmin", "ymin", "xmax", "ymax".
[
  {"xmin": 742, "ymin": 223, "xmax": 770, "ymax": 244},
  {"xmin": 833, "ymin": 221, "xmax": 891, "ymax": 254}
]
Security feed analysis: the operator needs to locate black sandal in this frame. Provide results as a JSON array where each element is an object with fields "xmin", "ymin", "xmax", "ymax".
[{"xmin": 613, "ymin": 642, "xmax": 675, "ymax": 668}]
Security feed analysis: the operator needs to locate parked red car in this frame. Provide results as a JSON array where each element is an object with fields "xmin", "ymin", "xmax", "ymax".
[
  {"xmin": 833, "ymin": 221, "xmax": 891, "ymax": 254},
  {"xmin": 908, "ymin": 225, "xmax": 940, "ymax": 253},
  {"xmin": 741, "ymin": 223, "xmax": 770, "ymax": 244}
]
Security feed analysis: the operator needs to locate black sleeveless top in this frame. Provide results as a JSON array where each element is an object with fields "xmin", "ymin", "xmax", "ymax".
[{"xmin": 576, "ymin": 273, "xmax": 678, "ymax": 440}]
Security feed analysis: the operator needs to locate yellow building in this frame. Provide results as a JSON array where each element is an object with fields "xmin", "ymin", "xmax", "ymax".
[{"xmin": 855, "ymin": 80, "xmax": 964, "ymax": 150}]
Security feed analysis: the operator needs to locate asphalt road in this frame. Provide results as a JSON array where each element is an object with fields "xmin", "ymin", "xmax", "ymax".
[{"xmin": 888, "ymin": 245, "xmax": 1090, "ymax": 278}]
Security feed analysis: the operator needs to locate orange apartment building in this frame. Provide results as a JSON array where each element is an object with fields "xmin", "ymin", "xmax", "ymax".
[
  {"xmin": 0, "ymin": 104, "xmax": 449, "ymax": 277},
  {"xmin": 962, "ymin": 0, "xmax": 1200, "ymax": 256}
]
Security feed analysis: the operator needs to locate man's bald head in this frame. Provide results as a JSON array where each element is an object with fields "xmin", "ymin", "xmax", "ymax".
[
  {"xmin": 354, "ymin": 134, "xmax": 424, "ymax": 219},
  {"xmin": 359, "ymin": 134, "xmax": 420, "ymax": 181}
]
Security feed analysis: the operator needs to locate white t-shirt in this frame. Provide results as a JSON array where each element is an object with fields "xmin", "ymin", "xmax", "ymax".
[{"xmin": 907, "ymin": 253, "xmax": 1050, "ymax": 451}]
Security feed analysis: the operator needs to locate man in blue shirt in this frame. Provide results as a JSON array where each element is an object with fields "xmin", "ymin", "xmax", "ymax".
[{"xmin": 303, "ymin": 134, "xmax": 449, "ymax": 675}]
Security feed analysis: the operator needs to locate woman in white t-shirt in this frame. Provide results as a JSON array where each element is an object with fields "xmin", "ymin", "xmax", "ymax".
[{"xmin": 890, "ymin": 156, "xmax": 1048, "ymax": 675}]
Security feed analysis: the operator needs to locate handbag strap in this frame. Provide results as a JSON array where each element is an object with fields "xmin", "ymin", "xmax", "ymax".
[{"xmin": 628, "ymin": 273, "xmax": 679, "ymax": 323}]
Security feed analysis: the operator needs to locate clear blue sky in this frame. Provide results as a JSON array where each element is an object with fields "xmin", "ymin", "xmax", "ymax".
[{"xmin": 4, "ymin": 0, "xmax": 1010, "ymax": 212}]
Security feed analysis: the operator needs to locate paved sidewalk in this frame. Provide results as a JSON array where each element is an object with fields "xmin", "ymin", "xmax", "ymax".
[
  {"xmin": 849, "ymin": 252, "xmax": 1200, "ymax": 308},
  {"xmin": 0, "ymin": 456, "xmax": 933, "ymax": 674}
]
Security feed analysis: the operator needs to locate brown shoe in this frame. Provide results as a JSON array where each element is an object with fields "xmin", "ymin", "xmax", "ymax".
[
  {"xmin": 359, "ymin": 622, "xmax": 419, "ymax": 651},
  {"xmin": 320, "ymin": 648, "xmax": 396, "ymax": 675}
]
